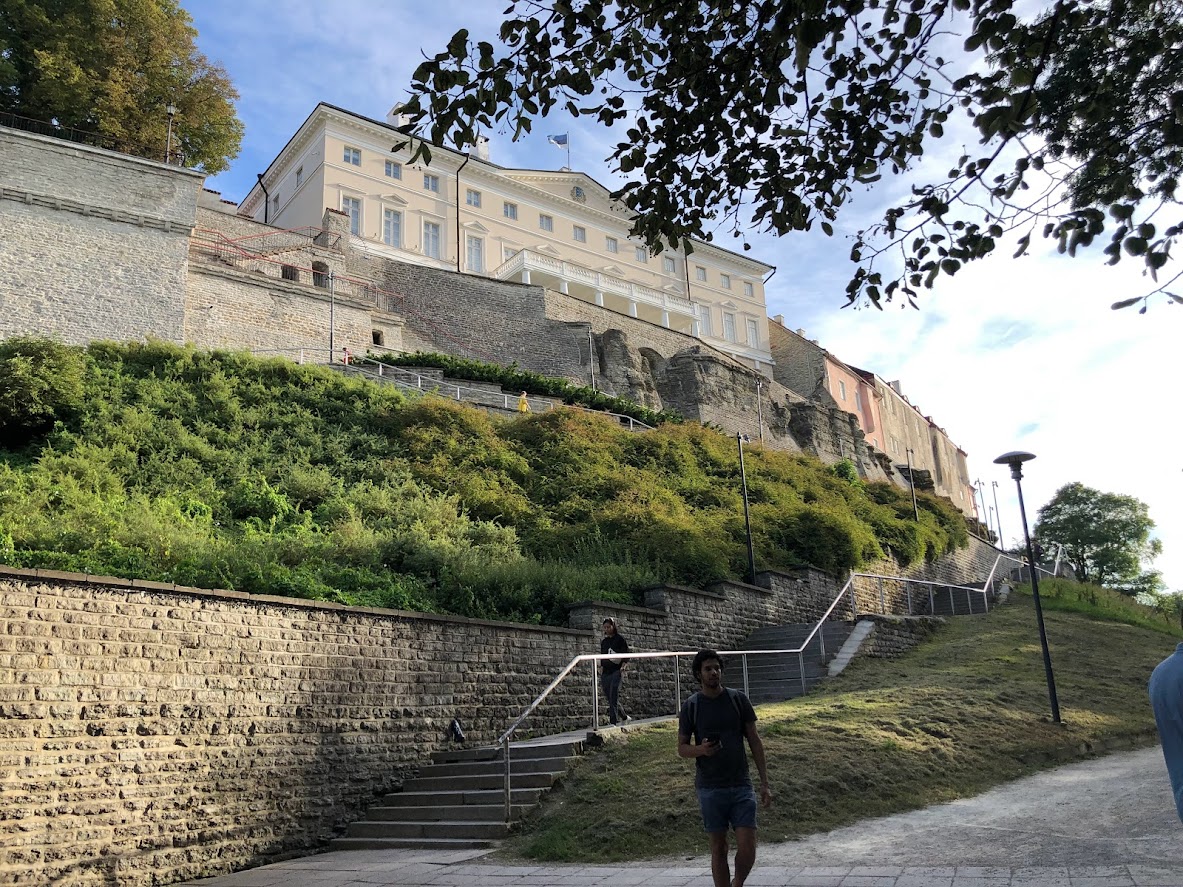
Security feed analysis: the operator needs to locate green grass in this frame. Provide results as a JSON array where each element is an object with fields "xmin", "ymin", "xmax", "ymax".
[
  {"xmin": 505, "ymin": 591, "xmax": 1172, "ymax": 861},
  {"xmin": 1026, "ymin": 578, "xmax": 1183, "ymax": 637}
]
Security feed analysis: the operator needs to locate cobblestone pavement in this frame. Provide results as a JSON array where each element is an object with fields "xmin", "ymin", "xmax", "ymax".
[{"xmin": 180, "ymin": 747, "xmax": 1183, "ymax": 887}]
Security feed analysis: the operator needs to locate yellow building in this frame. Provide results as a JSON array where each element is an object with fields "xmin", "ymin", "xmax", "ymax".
[{"xmin": 239, "ymin": 103, "xmax": 776, "ymax": 371}]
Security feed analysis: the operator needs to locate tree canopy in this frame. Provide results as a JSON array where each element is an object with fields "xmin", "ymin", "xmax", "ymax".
[
  {"xmin": 1034, "ymin": 481, "xmax": 1162, "ymax": 589},
  {"xmin": 0, "ymin": 0, "xmax": 243, "ymax": 173},
  {"xmin": 399, "ymin": 0, "xmax": 1183, "ymax": 312}
]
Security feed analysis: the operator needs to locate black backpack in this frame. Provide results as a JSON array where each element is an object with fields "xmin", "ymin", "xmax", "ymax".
[{"xmin": 685, "ymin": 687, "xmax": 745, "ymax": 743}]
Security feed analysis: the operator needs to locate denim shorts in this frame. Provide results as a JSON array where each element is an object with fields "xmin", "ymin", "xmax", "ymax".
[{"xmin": 696, "ymin": 784, "xmax": 758, "ymax": 833}]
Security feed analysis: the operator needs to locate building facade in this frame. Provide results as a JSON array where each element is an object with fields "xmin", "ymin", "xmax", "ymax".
[
  {"xmin": 239, "ymin": 103, "xmax": 776, "ymax": 371},
  {"xmin": 767, "ymin": 317, "xmax": 975, "ymax": 515}
]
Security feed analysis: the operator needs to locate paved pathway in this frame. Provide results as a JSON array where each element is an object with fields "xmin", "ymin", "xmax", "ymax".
[{"xmin": 181, "ymin": 746, "xmax": 1183, "ymax": 887}]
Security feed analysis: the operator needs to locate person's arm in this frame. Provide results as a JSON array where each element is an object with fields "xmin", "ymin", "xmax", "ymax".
[
  {"xmin": 678, "ymin": 731, "xmax": 720, "ymax": 759},
  {"xmin": 744, "ymin": 720, "xmax": 773, "ymax": 807}
]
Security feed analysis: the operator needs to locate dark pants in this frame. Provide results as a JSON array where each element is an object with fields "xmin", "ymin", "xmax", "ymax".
[{"xmin": 600, "ymin": 669, "xmax": 625, "ymax": 723}]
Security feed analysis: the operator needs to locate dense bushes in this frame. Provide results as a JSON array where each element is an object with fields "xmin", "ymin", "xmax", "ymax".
[
  {"xmin": 0, "ymin": 340, "xmax": 970, "ymax": 624},
  {"xmin": 0, "ymin": 337, "xmax": 86, "ymax": 448}
]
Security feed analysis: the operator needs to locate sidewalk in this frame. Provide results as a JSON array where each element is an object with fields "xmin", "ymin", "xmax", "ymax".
[{"xmin": 180, "ymin": 746, "xmax": 1183, "ymax": 887}]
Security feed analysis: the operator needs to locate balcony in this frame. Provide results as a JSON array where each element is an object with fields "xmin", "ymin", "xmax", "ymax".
[{"xmin": 493, "ymin": 249, "xmax": 697, "ymax": 333}]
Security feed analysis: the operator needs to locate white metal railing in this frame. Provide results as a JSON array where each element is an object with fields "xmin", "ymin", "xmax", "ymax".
[
  {"xmin": 351, "ymin": 355, "xmax": 655, "ymax": 431},
  {"xmin": 494, "ymin": 566, "xmax": 1009, "ymax": 819}
]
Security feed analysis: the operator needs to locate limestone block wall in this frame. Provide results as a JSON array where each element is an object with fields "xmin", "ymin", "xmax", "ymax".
[
  {"xmin": 855, "ymin": 614, "xmax": 945, "ymax": 658},
  {"xmin": 0, "ymin": 569, "xmax": 594, "ymax": 887},
  {"xmin": 0, "ymin": 128, "xmax": 202, "ymax": 346}
]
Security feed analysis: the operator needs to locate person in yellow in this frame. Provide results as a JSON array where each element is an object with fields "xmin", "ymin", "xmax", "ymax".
[{"xmin": 517, "ymin": 391, "xmax": 530, "ymax": 413}]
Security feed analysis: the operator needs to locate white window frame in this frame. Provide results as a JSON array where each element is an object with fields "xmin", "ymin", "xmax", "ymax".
[
  {"xmin": 663, "ymin": 256, "xmax": 676, "ymax": 274},
  {"xmin": 698, "ymin": 304, "xmax": 713, "ymax": 337},
  {"xmin": 573, "ymin": 225, "xmax": 587, "ymax": 243},
  {"xmin": 423, "ymin": 220, "xmax": 442, "ymax": 259},
  {"xmin": 423, "ymin": 174, "xmax": 440, "ymax": 193},
  {"xmin": 343, "ymin": 146, "xmax": 361, "ymax": 166},
  {"xmin": 295, "ymin": 167, "xmax": 303, "ymax": 187},
  {"xmin": 722, "ymin": 312, "xmax": 737, "ymax": 343},
  {"xmin": 746, "ymin": 318, "xmax": 759, "ymax": 348},
  {"xmin": 605, "ymin": 236, "xmax": 618, "ymax": 253},
  {"xmin": 839, "ymin": 380, "xmax": 847, "ymax": 401},
  {"xmin": 466, "ymin": 234, "xmax": 484, "ymax": 272},
  {"xmin": 385, "ymin": 160, "xmax": 402, "ymax": 179},
  {"xmin": 342, "ymin": 195, "xmax": 362, "ymax": 236},
  {"xmin": 539, "ymin": 214, "xmax": 554, "ymax": 232},
  {"xmin": 696, "ymin": 266, "xmax": 707, "ymax": 281},
  {"xmin": 383, "ymin": 209, "xmax": 402, "ymax": 248},
  {"xmin": 635, "ymin": 246, "xmax": 648, "ymax": 263},
  {"xmin": 721, "ymin": 273, "xmax": 732, "ymax": 289},
  {"xmin": 743, "ymin": 281, "xmax": 754, "ymax": 297},
  {"xmin": 466, "ymin": 188, "xmax": 482, "ymax": 208},
  {"xmin": 503, "ymin": 201, "xmax": 518, "ymax": 220}
]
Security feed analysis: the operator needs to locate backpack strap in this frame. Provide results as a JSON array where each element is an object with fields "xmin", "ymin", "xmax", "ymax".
[{"xmin": 686, "ymin": 688, "xmax": 745, "ymax": 743}]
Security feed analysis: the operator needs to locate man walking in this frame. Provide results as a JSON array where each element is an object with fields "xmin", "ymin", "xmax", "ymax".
[
  {"xmin": 678, "ymin": 649, "xmax": 772, "ymax": 887},
  {"xmin": 600, "ymin": 617, "xmax": 630, "ymax": 725}
]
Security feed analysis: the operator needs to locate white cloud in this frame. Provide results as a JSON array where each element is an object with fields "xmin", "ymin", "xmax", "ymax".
[{"xmin": 187, "ymin": 1, "xmax": 1180, "ymax": 589}]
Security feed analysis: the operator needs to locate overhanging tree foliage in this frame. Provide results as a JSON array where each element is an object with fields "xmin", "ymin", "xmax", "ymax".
[
  {"xmin": 0, "ymin": 0, "xmax": 243, "ymax": 173},
  {"xmin": 1034, "ymin": 481, "xmax": 1162, "ymax": 589},
  {"xmin": 399, "ymin": 0, "xmax": 1183, "ymax": 312}
]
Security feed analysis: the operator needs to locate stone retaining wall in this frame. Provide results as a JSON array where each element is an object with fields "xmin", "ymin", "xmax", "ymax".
[{"xmin": 856, "ymin": 614, "xmax": 946, "ymax": 658}]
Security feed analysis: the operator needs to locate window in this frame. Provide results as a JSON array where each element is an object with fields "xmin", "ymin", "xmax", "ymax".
[
  {"xmin": 573, "ymin": 225, "xmax": 587, "ymax": 243},
  {"xmin": 635, "ymin": 246, "xmax": 648, "ymax": 263},
  {"xmin": 271, "ymin": 195, "xmax": 280, "ymax": 215},
  {"xmin": 723, "ymin": 312, "xmax": 737, "ymax": 342},
  {"xmin": 383, "ymin": 209, "xmax": 402, "ymax": 248},
  {"xmin": 503, "ymin": 201, "xmax": 518, "ymax": 220},
  {"xmin": 372, "ymin": 330, "xmax": 385, "ymax": 347},
  {"xmin": 539, "ymin": 214, "xmax": 554, "ymax": 232},
  {"xmin": 385, "ymin": 160, "xmax": 402, "ymax": 179},
  {"xmin": 343, "ymin": 146, "xmax": 361, "ymax": 165},
  {"xmin": 854, "ymin": 389, "xmax": 863, "ymax": 412},
  {"xmin": 663, "ymin": 256, "xmax": 676, "ymax": 274},
  {"xmin": 746, "ymin": 318, "xmax": 759, "ymax": 347},
  {"xmin": 466, "ymin": 188, "xmax": 481, "ymax": 207},
  {"xmin": 721, "ymin": 273, "xmax": 732, "ymax": 289},
  {"xmin": 503, "ymin": 246, "xmax": 520, "ymax": 261},
  {"xmin": 696, "ymin": 266, "xmax": 707, "ymax": 281},
  {"xmin": 466, "ymin": 235, "xmax": 484, "ymax": 272},
  {"xmin": 342, "ymin": 196, "xmax": 361, "ymax": 236},
  {"xmin": 743, "ymin": 281, "xmax": 754, "ymax": 297},
  {"xmin": 295, "ymin": 167, "xmax": 303, "ymax": 187},
  {"xmin": 281, "ymin": 264, "xmax": 299, "ymax": 282},
  {"xmin": 312, "ymin": 261, "xmax": 329, "ymax": 288},
  {"xmin": 605, "ymin": 236, "xmax": 618, "ymax": 253},
  {"xmin": 423, "ymin": 221, "xmax": 441, "ymax": 258},
  {"xmin": 423, "ymin": 173, "xmax": 440, "ymax": 193},
  {"xmin": 838, "ymin": 380, "xmax": 847, "ymax": 401},
  {"xmin": 698, "ymin": 304, "xmax": 713, "ymax": 337}
]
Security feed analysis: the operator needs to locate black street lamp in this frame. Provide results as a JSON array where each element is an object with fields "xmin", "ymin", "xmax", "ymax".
[
  {"xmin": 737, "ymin": 433, "xmax": 756, "ymax": 584},
  {"xmin": 993, "ymin": 450, "xmax": 1062, "ymax": 724}
]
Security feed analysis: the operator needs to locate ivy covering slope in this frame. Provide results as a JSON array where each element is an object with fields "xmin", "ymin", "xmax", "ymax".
[{"xmin": 0, "ymin": 339, "xmax": 968, "ymax": 624}]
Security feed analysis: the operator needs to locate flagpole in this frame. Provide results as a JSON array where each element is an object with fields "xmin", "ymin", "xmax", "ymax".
[{"xmin": 567, "ymin": 137, "xmax": 571, "ymax": 170}]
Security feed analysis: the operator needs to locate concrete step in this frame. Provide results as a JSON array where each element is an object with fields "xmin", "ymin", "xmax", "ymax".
[
  {"xmin": 366, "ymin": 803, "xmax": 530, "ymax": 822},
  {"xmin": 329, "ymin": 836, "xmax": 498, "ymax": 851},
  {"xmin": 345, "ymin": 819, "xmax": 510, "ymax": 841},
  {"xmin": 415, "ymin": 756, "xmax": 575, "ymax": 778},
  {"xmin": 432, "ymin": 741, "xmax": 582, "ymax": 764},
  {"xmin": 380, "ymin": 788, "xmax": 543, "ymax": 807},
  {"xmin": 403, "ymin": 772, "xmax": 556, "ymax": 792}
]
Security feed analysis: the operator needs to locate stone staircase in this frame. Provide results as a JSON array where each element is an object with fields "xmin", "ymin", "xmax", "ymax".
[
  {"xmin": 735, "ymin": 621, "xmax": 855, "ymax": 704},
  {"xmin": 329, "ymin": 736, "xmax": 583, "ymax": 850}
]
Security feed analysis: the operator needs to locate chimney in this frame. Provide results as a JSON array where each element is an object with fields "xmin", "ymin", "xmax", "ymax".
[
  {"xmin": 889, "ymin": 380, "xmax": 903, "ymax": 396},
  {"xmin": 773, "ymin": 314, "xmax": 784, "ymax": 325},
  {"xmin": 796, "ymin": 328, "xmax": 806, "ymax": 337},
  {"xmin": 474, "ymin": 136, "xmax": 490, "ymax": 162},
  {"xmin": 386, "ymin": 103, "xmax": 411, "ymax": 128}
]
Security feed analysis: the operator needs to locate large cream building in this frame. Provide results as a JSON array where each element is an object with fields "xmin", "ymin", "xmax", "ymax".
[{"xmin": 239, "ymin": 103, "xmax": 776, "ymax": 371}]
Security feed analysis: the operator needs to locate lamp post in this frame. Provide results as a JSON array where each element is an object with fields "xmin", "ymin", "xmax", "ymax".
[
  {"xmin": 974, "ymin": 479, "xmax": 989, "ymax": 538},
  {"xmin": 737, "ymin": 433, "xmax": 756, "ymax": 584},
  {"xmin": 993, "ymin": 450, "xmax": 1062, "ymax": 724},
  {"xmin": 165, "ymin": 103, "xmax": 177, "ymax": 164},
  {"xmin": 904, "ymin": 447, "xmax": 920, "ymax": 521},
  {"xmin": 991, "ymin": 480, "xmax": 1005, "ymax": 548}
]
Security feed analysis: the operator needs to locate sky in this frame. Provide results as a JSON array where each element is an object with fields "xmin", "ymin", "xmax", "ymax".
[{"xmin": 188, "ymin": 1, "xmax": 1179, "ymax": 590}]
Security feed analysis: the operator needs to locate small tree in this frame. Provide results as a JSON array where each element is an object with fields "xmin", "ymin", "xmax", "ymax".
[
  {"xmin": 1034, "ymin": 482, "xmax": 1162, "ymax": 590},
  {"xmin": 0, "ymin": 337, "xmax": 86, "ymax": 448}
]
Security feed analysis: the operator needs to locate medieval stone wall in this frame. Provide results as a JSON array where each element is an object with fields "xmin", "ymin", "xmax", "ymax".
[{"xmin": 0, "ymin": 128, "xmax": 202, "ymax": 347}]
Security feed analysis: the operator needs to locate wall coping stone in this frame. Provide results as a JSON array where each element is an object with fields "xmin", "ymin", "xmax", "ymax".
[
  {"xmin": 188, "ymin": 261, "xmax": 375, "ymax": 311},
  {"xmin": 0, "ymin": 563, "xmax": 589, "ymax": 637},
  {"xmin": 565, "ymin": 600, "xmax": 668, "ymax": 619},
  {"xmin": 641, "ymin": 582, "xmax": 727, "ymax": 601},
  {"xmin": 706, "ymin": 578, "xmax": 772, "ymax": 596}
]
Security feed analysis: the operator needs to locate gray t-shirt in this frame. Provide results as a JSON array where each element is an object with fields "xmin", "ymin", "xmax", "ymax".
[{"xmin": 678, "ymin": 689, "xmax": 757, "ymax": 788}]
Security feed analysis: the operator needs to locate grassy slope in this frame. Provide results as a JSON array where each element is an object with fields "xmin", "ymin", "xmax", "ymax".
[{"xmin": 507, "ymin": 588, "xmax": 1179, "ymax": 862}]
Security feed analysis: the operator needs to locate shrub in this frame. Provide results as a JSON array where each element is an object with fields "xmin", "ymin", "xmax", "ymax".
[{"xmin": 0, "ymin": 338, "xmax": 86, "ymax": 449}]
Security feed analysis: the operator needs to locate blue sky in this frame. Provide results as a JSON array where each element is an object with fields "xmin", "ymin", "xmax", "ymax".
[{"xmin": 189, "ymin": 1, "xmax": 1179, "ymax": 591}]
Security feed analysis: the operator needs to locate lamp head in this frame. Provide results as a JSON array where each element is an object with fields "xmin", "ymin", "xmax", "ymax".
[
  {"xmin": 166, "ymin": 103, "xmax": 177, "ymax": 117},
  {"xmin": 993, "ymin": 450, "xmax": 1036, "ymax": 481}
]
